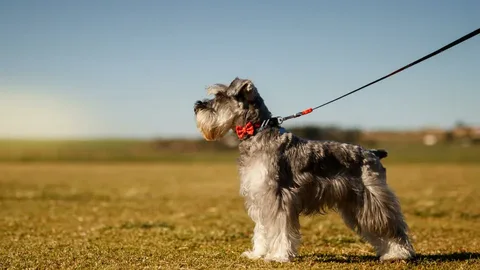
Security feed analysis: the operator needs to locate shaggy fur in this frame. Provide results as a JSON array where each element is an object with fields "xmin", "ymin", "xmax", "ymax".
[{"xmin": 193, "ymin": 77, "xmax": 415, "ymax": 262}]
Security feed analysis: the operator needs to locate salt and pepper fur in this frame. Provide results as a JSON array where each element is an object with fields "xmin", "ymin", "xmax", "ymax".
[{"xmin": 193, "ymin": 77, "xmax": 415, "ymax": 262}]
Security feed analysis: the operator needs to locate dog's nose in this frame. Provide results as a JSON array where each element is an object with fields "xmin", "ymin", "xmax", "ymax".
[{"xmin": 194, "ymin": 100, "xmax": 204, "ymax": 114}]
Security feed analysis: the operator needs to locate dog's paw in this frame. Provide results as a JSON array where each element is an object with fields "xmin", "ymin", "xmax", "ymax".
[
  {"xmin": 379, "ymin": 243, "xmax": 415, "ymax": 262},
  {"xmin": 264, "ymin": 254, "xmax": 292, "ymax": 263},
  {"xmin": 379, "ymin": 253, "xmax": 414, "ymax": 262},
  {"xmin": 241, "ymin": 250, "xmax": 263, "ymax": 260}
]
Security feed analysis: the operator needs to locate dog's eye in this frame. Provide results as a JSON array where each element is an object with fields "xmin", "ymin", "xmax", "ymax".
[{"xmin": 235, "ymin": 93, "xmax": 244, "ymax": 101}]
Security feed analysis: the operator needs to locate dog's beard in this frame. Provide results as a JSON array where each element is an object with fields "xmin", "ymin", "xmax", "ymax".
[{"xmin": 195, "ymin": 109, "xmax": 233, "ymax": 141}]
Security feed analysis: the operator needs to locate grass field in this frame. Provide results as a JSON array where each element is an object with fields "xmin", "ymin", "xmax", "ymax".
[{"xmin": 1, "ymin": 162, "xmax": 479, "ymax": 269}]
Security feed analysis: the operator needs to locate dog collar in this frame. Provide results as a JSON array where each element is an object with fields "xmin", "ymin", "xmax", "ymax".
[{"xmin": 235, "ymin": 118, "xmax": 284, "ymax": 140}]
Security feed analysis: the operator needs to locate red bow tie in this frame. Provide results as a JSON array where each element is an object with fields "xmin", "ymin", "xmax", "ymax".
[{"xmin": 235, "ymin": 122, "xmax": 260, "ymax": 140}]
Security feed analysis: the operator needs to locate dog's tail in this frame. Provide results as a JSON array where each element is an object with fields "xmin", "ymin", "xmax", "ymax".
[{"xmin": 369, "ymin": 149, "xmax": 388, "ymax": 160}]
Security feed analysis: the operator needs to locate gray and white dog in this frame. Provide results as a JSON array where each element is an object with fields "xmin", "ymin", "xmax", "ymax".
[{"xmin": 193, "ymin": 77, "xmax": 415, "ymax": 263}]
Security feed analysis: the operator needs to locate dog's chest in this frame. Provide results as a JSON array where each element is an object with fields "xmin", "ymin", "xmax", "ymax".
[{"xmin": 239, "ymin": 156, "xmax": 270, "ymax": 199}]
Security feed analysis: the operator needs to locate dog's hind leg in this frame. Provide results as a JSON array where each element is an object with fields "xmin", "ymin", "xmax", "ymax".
[
  {"xmin": 356, "ymin": 160, "xmax": 416, "ymax": 261},
  {"xmin": 339, "ymin": 205, "xmax": 385, "ymax": 257}
]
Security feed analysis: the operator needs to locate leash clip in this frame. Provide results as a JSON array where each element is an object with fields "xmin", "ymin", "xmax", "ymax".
[{"xmin": 276, "ymin": 117, "xmax": 284, "ymax": 125}]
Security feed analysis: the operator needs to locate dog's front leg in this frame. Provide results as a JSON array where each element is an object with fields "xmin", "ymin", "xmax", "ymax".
[
  {"xmin": 263, "ymin": 207, "xmax": 300, "ymax": 263},
  {"xmin": 259, "ymin": 189, "xmax": 301, "ymax": 263},
  {"xmin": 242, "ymin": 205, "xmax": 268, "ymax": 259},
  {"xmin": 239, "ymin": 159, "xmax": 300, "ymax": 262}
]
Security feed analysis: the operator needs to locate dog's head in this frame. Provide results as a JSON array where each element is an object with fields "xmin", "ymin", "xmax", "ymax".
[{"xmin": 193, "ymin": 77, "xmax": 271, "ymax": 141}]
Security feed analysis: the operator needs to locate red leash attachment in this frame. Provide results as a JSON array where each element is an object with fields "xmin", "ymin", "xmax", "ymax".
[
  {"xmin": 301, "ymin": 108, "xmax": 313, "ymax": 115},
  {"xmin": 277, "ymin": 107, "xmax": 313, "ymax": 124}
]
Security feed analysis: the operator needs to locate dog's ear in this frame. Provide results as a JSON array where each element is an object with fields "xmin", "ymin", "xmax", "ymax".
[
  {"xmin": 226, "ymin": 77, "xmax": 257, "ymax": 102},
  {"xmin": 206, "ymin": 84, "xmax": 228, "ymax": 95}
]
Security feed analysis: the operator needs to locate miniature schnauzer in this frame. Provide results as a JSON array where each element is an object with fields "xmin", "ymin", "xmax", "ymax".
[{"xmin": 193, "ymin": 77, "xmax": 415, "ymax": 262}]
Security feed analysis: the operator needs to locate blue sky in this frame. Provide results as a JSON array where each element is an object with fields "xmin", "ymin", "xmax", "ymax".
[{"xmin": 1, "ymin": 0, "xmax": 479, "ymax": 139}]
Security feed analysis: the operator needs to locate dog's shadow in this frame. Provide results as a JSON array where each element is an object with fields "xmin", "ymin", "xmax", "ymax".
[{"xmin": 299, "ymin": 252, "xmax": 480, "ymax": 264}]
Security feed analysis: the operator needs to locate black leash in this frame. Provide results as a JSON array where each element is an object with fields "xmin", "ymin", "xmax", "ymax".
[{"xmin": 276, "ymin": 27, "xmax": 480, "ymax": 125}]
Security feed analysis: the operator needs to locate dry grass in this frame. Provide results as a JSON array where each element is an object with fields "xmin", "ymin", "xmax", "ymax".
[{"xmin": 1, "ymin": 162, "xmax": 479, "ymax": 269}]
